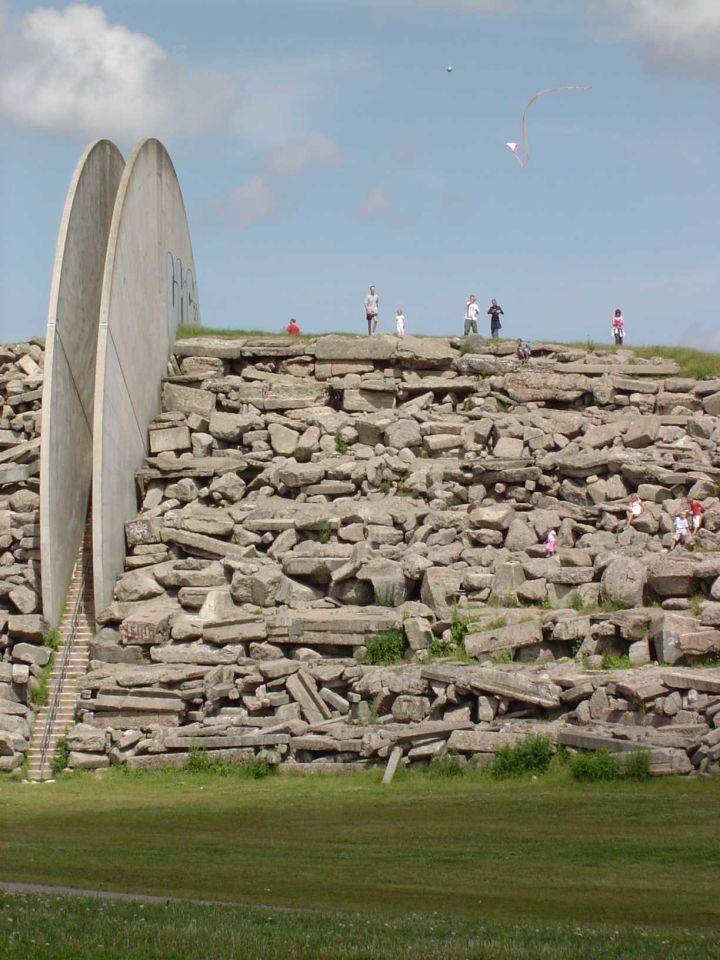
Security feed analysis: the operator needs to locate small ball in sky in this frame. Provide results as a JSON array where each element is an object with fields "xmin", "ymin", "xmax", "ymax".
[{"xmin": 447, "ymin": 65, "xmax": 453, "ymax": 72}]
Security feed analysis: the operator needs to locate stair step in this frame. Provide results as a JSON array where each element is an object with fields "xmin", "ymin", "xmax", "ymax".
[{"xmin": 25, "ymin": 512, "xmax": 95, "ymax": 782}]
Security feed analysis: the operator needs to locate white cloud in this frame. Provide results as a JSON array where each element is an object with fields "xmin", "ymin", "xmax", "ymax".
[
  {"xmin": 587, "ymin": 0, "xmax": 720, "ymax": 80},
  {"xmin": 225, "ymin": 176, "xmax": 280, "ymax": 227},
  {"xmin": 356, "ymin": 185, "xmax": 407, "ymax": 226},
  {"xmin": 0, "ymin": 3, "xmax": 240, "ymax": 137},
  {"xmin": 270, "ymin": 132, "xmax": 343, "ymax": 176},
  {"xmin": 232, "ymin": 51, "xmax": 361, "ymax": 151}
]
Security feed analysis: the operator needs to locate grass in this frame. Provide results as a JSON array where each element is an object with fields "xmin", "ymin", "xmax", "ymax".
[
  {"xmin": 690, "ymin": 593, "xmax": 704, "ymax": 617},
  {"xmin": 51, "ymin": 737, "xmax": 69, "ymax": 777},
  {"xmin": 174, "ymin": 328, "xmax": 720, "ymax": 381},
  {"xmin": 427, "ymin": 618, "xmax": 475, "ymax": 660},
  {"xmin": 0, "ymin": 769, "xmax": 718, "ymax": 941},
  {"xmin": 600, "ymin": 652, "xmax": 632, "ymax": 670},
  {"xmin": 29, "ymin": 652, "xmax": 55, "ymax": 707},
  {"xmin": 631, "ymin": 345, "xmax": 720, "ymax": 380},
  {"xmin": 622, "ymin": 749, "xmax": 652, "ymax": 782},
  {"xmin": 561, "ymin": 343, "xmax": 720, "ymax": 380},
  {"xmin": 569, "ymin": 749, "xmax": 618, "ymax": 782},
  {"xmin": 2, "ymin": 892, "xmax": 717, "ymax": 960},
  {"xmin": 491, "ymin": 736, "xmax": 554, "ymax": 778},
  {"xmin": 186, "ymin": 750, "xmax": 275, "ymax": 779},
  {"xmin": 600, "ymin": 598, "xmax": 632, "ymax": 613},
  {"xmin": 361, "ymin": 629, "xmax": 407, "ymax": 664},
  {"xmin": 176, "ymin": 324, "xmax": 360, "ymax": 340}
]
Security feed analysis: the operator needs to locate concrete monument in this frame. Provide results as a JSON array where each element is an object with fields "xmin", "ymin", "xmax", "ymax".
[
  {"xmin": 40, "ymin": 140, "xmax": 125, "ymax": 627},
  {"xmin": 92, "ymin": 138, "xmax": 199, "ymax": 612}
]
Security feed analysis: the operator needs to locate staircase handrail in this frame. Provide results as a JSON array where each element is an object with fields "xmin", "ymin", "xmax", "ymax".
[{"xmin": 35, "ymin": 539, "xmax": 92, "ymax": 776}]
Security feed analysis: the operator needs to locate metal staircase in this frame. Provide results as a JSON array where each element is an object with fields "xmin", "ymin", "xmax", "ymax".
[{"xmin": 26, "ymin": 515, "xmax": 94, "ymax": 781}]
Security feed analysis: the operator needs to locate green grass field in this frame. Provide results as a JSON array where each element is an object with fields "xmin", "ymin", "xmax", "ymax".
[{"xmin": 0, "ymin": 768, "xmax": 718, "ymax": 957}]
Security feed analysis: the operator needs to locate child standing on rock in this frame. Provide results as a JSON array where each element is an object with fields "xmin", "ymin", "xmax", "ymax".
[
  {"xmin": 395, "ymin": 307, "xmax": 405, "ymax": 338},
  {"xmin": 612, "ymin": 309, "xmax": 625, "ymax": 345},
  {"xmin": 544, "ymin": 529, "xmax": 557, "ymax": 556}
]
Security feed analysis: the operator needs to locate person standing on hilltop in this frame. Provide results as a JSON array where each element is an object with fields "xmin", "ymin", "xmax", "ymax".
[
  {"xmin": 286, "ymin": 318, "xmax": 300, "ymax": 335},
  {"xmin": 395, "ymin": 307, "xmax": 405, "ymax": 338},
  {"xmin": 487, "ymin": 298, "xmax": 504, "ymax": 339},
  {"xmin": 612, "ymin": 309, "xmax": 625, "ymax": 345},
  {"xmin": 364, "ymin": 285, "xmax": 379, "ymax": 335},
  {"xmin": 464, "ymin": 294, "xmax": 480, "ymax": 336}
]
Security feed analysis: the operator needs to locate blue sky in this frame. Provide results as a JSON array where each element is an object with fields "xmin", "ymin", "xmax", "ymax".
[{"xmin": 0, "ymin": 0, "xmax": 718, "ymax": 346}]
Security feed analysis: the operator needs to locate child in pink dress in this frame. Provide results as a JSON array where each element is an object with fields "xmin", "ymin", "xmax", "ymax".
[{"xmin": 544, "ymin": 529, "xmax": 557, "ymax": 556}]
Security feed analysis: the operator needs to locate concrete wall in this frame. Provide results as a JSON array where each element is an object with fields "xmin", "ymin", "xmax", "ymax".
[
  {"xmin": 40, "ymin": 140, "xmax": 125, "ymax": 627},
  {"xmin": 93, "ymin": 138, "xmax": 199, "ymax": 612}
]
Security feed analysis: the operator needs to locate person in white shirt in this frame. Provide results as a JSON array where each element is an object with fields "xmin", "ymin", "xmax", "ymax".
[
  {"xmin": 464, "ymin": 295, "xmax": 480, "ymax": 336},
  {"xmin": 670, "ymin": 511, "xmax": 690, "ymax": 550},
  {"xmin": 395, "ymin": 307, "xmax": 405, "ymax": 338},
  {"xmin": 364, "ymin": 285, "xmax": 379, "ymax": 335}
]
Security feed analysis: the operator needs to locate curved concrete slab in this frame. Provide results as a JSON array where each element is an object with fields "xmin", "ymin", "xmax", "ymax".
[
  {"xmin": 40, "ymin": 140, "xmax": 125, "ymax": 627},
  {"xmin": 93, "ymin": 138, "xmax": 199, "ymax": 612}
]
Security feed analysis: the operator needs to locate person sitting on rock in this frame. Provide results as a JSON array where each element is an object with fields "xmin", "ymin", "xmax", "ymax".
[
  {"xmin": 690, "ymin": 499, "xmax": 704, "ymax": 535},
  {"xmin": 515, "ymin": 338, "xmax": 531, "ymax": 362},
  {"xmin": 670, "ymin": 511, "xmax": 690, "ymax": 550},
  {"xmin": 544, "ymin": 528, "xmax": 557, "ymax": 556},
  {"xmin": 286, "ymin": 318, "xmax": 300, "ymax": 335},
  {"xmin": 626, "ymin": 493, "xmax": 643, "ymax": 526}
]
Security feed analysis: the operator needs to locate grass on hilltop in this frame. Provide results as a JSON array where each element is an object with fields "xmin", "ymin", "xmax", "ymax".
[
  {"xmin": 176, "ymin": 324, "xmax": 360, "ymax": 340},
  {"xmin": 564, "ymin": 342, "xmax": 720, "ymax": 379},
  {"xmin": 176, "ymin": 325, "xmax": 720, "ymax": 379}
]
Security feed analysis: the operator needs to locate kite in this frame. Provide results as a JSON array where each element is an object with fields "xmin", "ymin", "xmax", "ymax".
[{"xmin": 506, "ymin": 85, "xmax": 590, "ymax": 168}]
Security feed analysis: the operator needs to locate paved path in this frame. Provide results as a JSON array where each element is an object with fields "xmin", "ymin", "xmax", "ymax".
[{"xmin": 0, "ymin": 879, "xmax": 238, "ymax": 908}]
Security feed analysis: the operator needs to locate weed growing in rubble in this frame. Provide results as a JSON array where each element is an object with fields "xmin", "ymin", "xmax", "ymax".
[
  {"xmin": 30, "ymin": 654, "xmax": 55, "ymax": 707},
  {"xmin": 569, "ymin": 591, "xmax": 584, "ymax": 613},
  {"xmin": 373, "ymin": 585, "xmax": 396, "ymax": 607},
  {"xmin": 690, "ymin": 593, "xmax": 704, "ymax": 617},
  {"xmin": 361, "ymin": 629, "xmax": 407, "ymax": 665},
  {"xmin": 318, "ymin": 520, "xmax": 333, "ymax": 544},
  {"xmin": 51, "ymin": 737, "xmax": 70, "ymax": 777},
  {"xmin": 379, "ymin": 479, "xmax": 392, "ymax": 494},
  {"xmin": 569, "ymin": 749, "xmax": 618, "ymax": 782},
  {"xmin": 622, "ymin": 749, "xmax": 652, "ymax": 782},
  {"xmin": 489, "ymin": 650, "xmax": 513, "ymax": 664},
  {"xmin": 600, "ymin": 598, "xmax": 632, "ymax": 613},
  {"xmin": 334, "ymin": 431, "xmax": 348, "ymax": 454},
  {"xmin": 428, "ymin": 751, "xmax": 466, "ymax": 778},
  {"xmin": 600, "ymin": 652, "xmax": 632, "ymax": 670},
  {"xmin": 186, "ymin": 749, "xmax": 275, "ymax": 779},
  {"xmin": 491, "ymin": 736, "xmax": 554, "ymax": 778},
  {"xmin": 43, "ymin": 629, "xmax": 60, "ymax": 651}
]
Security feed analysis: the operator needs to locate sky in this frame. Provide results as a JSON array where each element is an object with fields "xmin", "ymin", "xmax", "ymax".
[{"xmin": 0, "ymin": 0, "xmax": 718, "ymax": 346}]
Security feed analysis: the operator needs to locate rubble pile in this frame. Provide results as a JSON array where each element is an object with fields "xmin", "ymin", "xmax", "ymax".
[
  {"xmin": 0, "ymin": 339, "xmax": 46, "ymax": 772},
  {"xmin": 51, "ymin": 334, "xmax": 720, "ymax": 775}
]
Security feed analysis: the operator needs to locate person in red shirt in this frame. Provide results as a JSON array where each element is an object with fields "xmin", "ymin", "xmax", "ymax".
[
  {"xmin": 286, "ymin": 318, "xmax": 300, "ymax": 335},
  {"xmin": 690, "ymin": 499, "xmax": 704, "ymax": 535}
]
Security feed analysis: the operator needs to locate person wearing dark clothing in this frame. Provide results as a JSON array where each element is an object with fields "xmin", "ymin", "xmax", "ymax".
[{"xmin": 487, "ymin": 299, "xmax": 504, "ymax": 339}]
